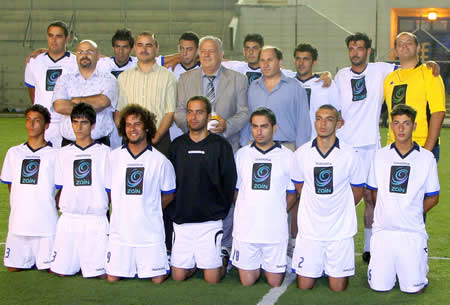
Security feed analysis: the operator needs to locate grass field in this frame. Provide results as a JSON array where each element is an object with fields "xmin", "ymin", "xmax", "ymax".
[{"xmin": 0, "ymin": 118, "xmax": 449, "ymax": 305}]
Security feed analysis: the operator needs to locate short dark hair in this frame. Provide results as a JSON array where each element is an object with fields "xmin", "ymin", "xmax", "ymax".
[
  {"xmin": 317, "ymin": 104, "xmax": 340, "ymax": 120},
  {"xmin": 243, "ymin": 33, "xmax": 264, "ymax": 47},
  {"xmin": 118, "ymin": 104, "xmax": 157, "ymax": 143},
  {"xmin": 47, "ymin": 21, "xmax": 69, "ymax": 38},
  {"xmin": 25, "ymin": 104, "xmax": 51, "ymax": 125},
  {"xmin": 293, "ymin": 43, "xmax": 318, "ymax": 61},
  {"xmin": 179, "ymin": 31, "xmax": 200, "ymax": 48},
  {"xmin": 71, "ymin": 103, "xmax": 96, "ymax": 125},
  {"xmin": 394, "ymin": 32, "xmax": 419, "ymax": 48},
  {"xmin": 259, "ymin": 46, "xmax": 283, "ymax": 61},
  {"xmin": 345, "ymin": 32, "xmax": 372, "ymax": 49},
  {"xmin": 390, "ymin": 104, "xmax": 417, "ymax": 122},
  {"xmin": 186, "ymin": 96, "xmax": 212, "ymax": 115},
  {"xmin": 250, "ymin": 107, "xmax": 277, "ymax": 126},
  {"xmin": 112, "ymin": 28, "xmax": 134, "ymax": 48}
]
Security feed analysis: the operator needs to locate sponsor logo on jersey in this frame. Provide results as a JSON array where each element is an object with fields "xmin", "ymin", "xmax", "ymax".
[
  {"xmin": 246, "ymin": 71, "xmax": 262, "ymax": 86},
  {"xmin": 46, "ymin": 68, "xmax": 62, "ymax": 91},
  {"xmin": 389, "ymin": 165, "xmax": 410, "ymax": 194},
  {"xmin": 391, "ymin": 84, "xmax": 407, "ymax": 107},
  {"xmin": 20, "ymin": 159, "xmax": 40, "ymax": 184},
  {"xmin": 73, "ymin": 159, "xmax": 92, "ymax": 186},
  {"xmin": 314, "ymin": 166, "xmax": 333, "ymax": 194},
  {"xmin": 126, "ymin": 167, "xmax": 144, "ymax": 195},
  {"xmin": 252, "ymin": 163, "xmax": 272, "ymax": 190},
  {"xmin": 111, "ymin": 70, "xmax": 123, "ymax": 78},
  {"xmin": 351, "ymin": 77, "xmax": 367, "ymax": 101}
]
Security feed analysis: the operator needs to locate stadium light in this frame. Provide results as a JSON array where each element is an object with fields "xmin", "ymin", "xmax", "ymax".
[{"xmin": 427, "ymin": 12, "xmax": 438, "ymax": 21}]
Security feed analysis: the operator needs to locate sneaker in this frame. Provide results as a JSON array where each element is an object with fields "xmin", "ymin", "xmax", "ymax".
[{"xmin": 362, "ymin": 251, "xmax": 371, "ymax": 263}]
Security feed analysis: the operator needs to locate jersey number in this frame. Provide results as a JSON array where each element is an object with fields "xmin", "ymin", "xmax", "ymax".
[
  {"xmin": 297, "ymin": 257, "xmax": 304, "ymax": 268},
  {"xmin": 5, "ymin": 248, "xmax": 10, "ymax": 258}
]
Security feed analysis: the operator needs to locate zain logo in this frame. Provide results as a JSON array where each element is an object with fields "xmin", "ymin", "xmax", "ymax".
[
  {"xmin": 353, "ymin": 79, "xmax": 365, "ymax": 95},
  {"xmin": 391, "ymin": 84, "xmax": 407, "ymax": 106},
  {"xmin": 253, "ymin": 165, "xmax": 271, "ymax": 183},
  {"xmin": 315, "ymin": 168, "xmax": 332, "ymax": 187},
  {"xmin": 46, "ymin": 69, "xmax": 62, "ymax": 91},
  {"xmin": 23, "ymin": 161, "xmax": 39, "ymax": 177},
  {"xmin": 389, "ymin": 165, "xmax": 410, "ymax": 194},
  {"xmin": 48, "ymin": 71, "xmax": 60, "ymax": 85},
  {"xmin": 74, "ymin": 161, "xmax": 91, "ymax": 179},
  {"xmin": 127, "ymin": 169, "xmax": 144, "ymax": 188},
  {"xmin": 252, "ymin": 163, "xmax": 272, "ymax": 190}
]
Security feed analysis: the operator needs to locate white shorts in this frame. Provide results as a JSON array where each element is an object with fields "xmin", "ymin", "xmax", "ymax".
[
  {"xmin": 4, "ymin": 233, "xmax": 55, "ymax": 270},
  {"xmin": 50, "ymin": 213, "xmax": 109, "ymax": 278},
  {"xmin": 105, "ymin": 241, "xmax": 169, "ymax": 278},
  {"xmin": 292, "ymin": 236, "xmax": 355, "ymax": 278},
  {"xmin": 354, "ymin": 146, "xmax": 376, "ymax": 181},
  {"xmin": 230, "ymin": 239, "xmax": 288, "ymax": 273},
  {"xmin": 171, "ymin": 220, "xmax": 223, "ymax": 270},
  {"xmin": 368, "ymin": 230, "xmax": 429, "ymax": 293}
]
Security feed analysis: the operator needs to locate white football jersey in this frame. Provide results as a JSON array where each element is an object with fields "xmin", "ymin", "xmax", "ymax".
[
  {"xmin": 24, "ymin": 52, "xmax": 77, "ymax": 123},
  {"xmin": 105, "ymin": 144, "xmax": 176, "ymax": 246},
  {"xmin": 334, "ymin": 62, "xmax": 395, "ymax": 147},
  {"xmin": 295, "ymin": 74, "xmax": 341, "ymax": 140},
  {"xmin": 222, "ymin": 61, "xmax": 296, "ymax": 86},
  {"xmin": 97, "ymin": 56, "xmax": 138, "ymax": 78},
  {"xmin": 291, "ymin": 138, "xmax": 365, "ymax": 241},
  {"xmin": 55, "ymin": 142, "xmax": 110, "ymax": 216},
  {"xmin": 367, "ymin": 143, "xmax": 439, "ymax": 239},
  {"xmin": 1, "ymin": 143, "xmax": 58, "ymax": 236},
  {"xmin": 234, "ymin": 143, "xmax": 295, "ymax": 243}
]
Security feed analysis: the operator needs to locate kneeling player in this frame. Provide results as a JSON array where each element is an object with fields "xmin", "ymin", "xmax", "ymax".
[
  {"xmin": 105, "ymin": 105, "xmax": 175, "ymax": 284},
  {"xmin": 50, "ymin": 103, "xmax": 110, "ymax": 278},
  {"xmin": 168, "ymin": 96, "xmax": 237, "ymax": 284},
  {"xmin": 290, "ymin": 105, "xmax": 364, "ymax": 291},
  {"xmin": 1, "ymin": 105, "xmax": 58, "ymax": 271},
  {"xmin": 232, "ymin": 108, "xmax": 296, "ymax": 287},
  {"xmin": 367, "ymin": 105, "xmax": 439, "ymax": 293}
]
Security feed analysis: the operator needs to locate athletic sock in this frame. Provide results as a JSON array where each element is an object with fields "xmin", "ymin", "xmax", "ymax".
[{"xmin": 364, "ymin": 228, "xmax": 372, "ymax": 252}]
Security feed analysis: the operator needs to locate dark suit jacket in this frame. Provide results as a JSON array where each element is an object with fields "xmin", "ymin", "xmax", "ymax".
[{"xmin": 174, "ymin": 65, "xmax": 248, "ymax": 151}]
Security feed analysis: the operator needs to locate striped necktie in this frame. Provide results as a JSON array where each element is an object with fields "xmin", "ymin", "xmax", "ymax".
[{"xmin": 206, "ymin": 75, "xmax": 216, "ymax": 103}]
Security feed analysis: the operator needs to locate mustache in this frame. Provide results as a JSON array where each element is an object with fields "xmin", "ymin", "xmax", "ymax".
[{"xmin": 81, "ymin": 57, "xmax": 91, "ymax": 61}]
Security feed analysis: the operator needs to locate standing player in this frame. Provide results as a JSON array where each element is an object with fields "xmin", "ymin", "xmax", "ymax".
[
  {"xmin": 293, "ymin": 43, "xmax": 341, "ymax": 139},
  {"xmin": 232, "ymin": 108, "xmax": 296, "ymax": 287},
  {"xmin": 291, "ymin": 105, "xmax": 364, "ymax": 291},
  {"xmin": 367, "ymin": 104, "xmax": 439, "ymax": 293},
  {"xmin": 1, "ymin": 105, "xmax": 58, "ymax": 271},
  {"xmin": 50, "ymin": 103, "xmax": 110, "ymax": 278},
  {"xmin": 105, "ymin": 105, "xmax": 176, "ymax": 284},
  {"xmin": 169, "ymin": 96, "xmax": 237, "ymax": 284},
  {"xmin": 24, "ymin": 21, "xmax": 77, "ymax": 147}
]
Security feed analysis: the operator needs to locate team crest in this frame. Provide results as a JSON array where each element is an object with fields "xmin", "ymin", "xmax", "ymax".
[
  {"xmin": 73, "ymin": 159, "xmax": 92, "ymax": 186},
  {"xmin": 46, "ymin": 69, "xmax": 62, "ymax": 91},
  {"xmin": 351, "ymin": 77, "xmax": 367, "ymax": 101},
  {"xmin": 126, "ymin": 167, "xmax": 145, "ymax": 195},
  {"xmin": 391, "ymin": 84, "xmax": 407, "ymax": 107},
  {"xmin": 314, "ymin": 166, "xmax": 333, "ymax": 194},
  {"xmin": 252, "ymin": 163, "xmax": 272, "ymax": 190},
  {"xmin": 20, "ymin": 159, "xmax": 40, "ymax": 184},
  {"xmin": 389, "ymin": 165, "xmax": 410, "ymax": 194},
  {"xmin": 246, "ymin": 71, "xmax": 262, "ymax": 86}
]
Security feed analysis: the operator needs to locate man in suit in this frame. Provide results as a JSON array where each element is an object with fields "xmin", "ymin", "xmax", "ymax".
[
  {"xmin": 174, "ymin": 35, "xmax": 248, "ymax": 264},
  {"xmin": 174, "ymin": 36, "xmax": 248, "ymax": 152}
]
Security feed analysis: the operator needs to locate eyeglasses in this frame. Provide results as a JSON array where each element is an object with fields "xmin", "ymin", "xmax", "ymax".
[{"xmin": 76, "ymin": 50, "xmax": 96, "ymax": 55}]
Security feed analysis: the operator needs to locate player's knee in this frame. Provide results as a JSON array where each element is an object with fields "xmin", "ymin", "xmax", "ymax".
[
  {"xmin": 267, "ymin": 278, "xmax": 283, "ymax": 287},
  {"xmin": 7, "ymin": 267, "xmax": 22, "ymax": 272},
  {"xmin": 106, "ymin": 275, "xmax": 120, "ymax": 282},
  {"xmin": 239, "ymin": 277, "xmax": 256, "ymax": 286},
  {"xmin": 297, "ymin": 277, "xmax": 314, "ymax": 290},
  {"xmin": 151, "ymin": 275, "xmax": 167, "ymax": 284},
  {"xmin": 171, "ymin": 269, "xmax": 187, "ymax": 281},
  {"xmin": 329, "ymin": 281, "xmax": 348, "ymax": 292}
]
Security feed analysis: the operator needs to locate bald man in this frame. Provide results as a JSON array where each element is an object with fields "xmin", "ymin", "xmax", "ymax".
[{"xmin": 52, "ymin": 40, "xmax": 118, "ymax": 146}]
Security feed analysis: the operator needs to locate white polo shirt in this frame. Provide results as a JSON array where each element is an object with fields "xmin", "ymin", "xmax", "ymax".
[
  {"xmin": 55, "ymin": 142, "xmax": 110, "ymax": 216},
  {"xmin": 1, "ymin": 143, "xmax": 58, "ymax": 236},
  {"xmin": 367, "ymin": 143, "xmax": 440, "ymax": 240},
  {"xmin": 105, "ymin": 144, "xmax": 176, "ymax": 247},
  {"xmin": 234, "ymin": 142, "xmax": 295, "ymax": 244},
  {"xmin": 291, "ymin": 138, "xmax": 365, "ymax": 241},
  {"xmin": 295, "ymin": 74, "xmax": 341, "ymax": 140},
  {"xmin": 24, "ymin": 51, "xmax": 77, "ymax": 123},
  {"xmin": 334, "ymin": 62, "xmax": 395, "ymax": 148}
]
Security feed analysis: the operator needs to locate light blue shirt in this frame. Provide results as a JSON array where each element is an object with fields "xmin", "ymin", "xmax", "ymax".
[
  {"xmin": 52, "ymin": 68, "xmax": 118, "ymax": 141},
  {"xmin": 241, "ymin": 72, "xmax": 311, "ymax": 148}
]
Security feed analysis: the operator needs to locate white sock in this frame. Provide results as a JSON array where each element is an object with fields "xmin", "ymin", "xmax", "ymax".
[{"xmin": 364, "ymin": 228, "xmax": 372, "ymax": 252}]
